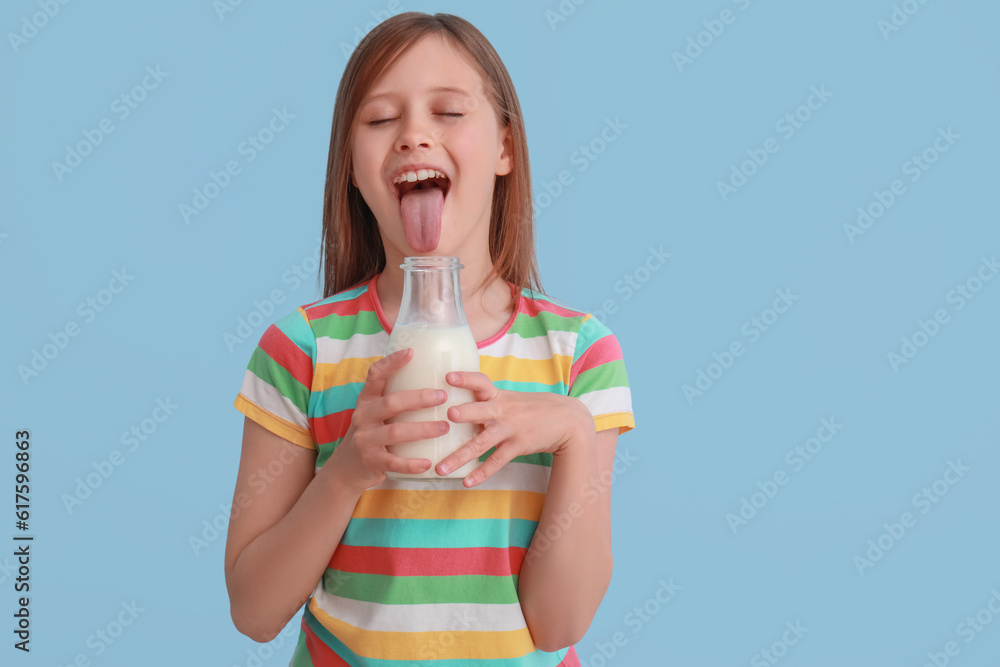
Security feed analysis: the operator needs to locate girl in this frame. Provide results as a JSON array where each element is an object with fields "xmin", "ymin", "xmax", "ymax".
[{"xmin": 225, "ymin": 12, "xmax": 634, "ymax": 666}]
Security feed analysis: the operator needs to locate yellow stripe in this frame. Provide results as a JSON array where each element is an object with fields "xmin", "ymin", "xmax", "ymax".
[
  {"xmin": 234, "ymin": 395, "xmax": 316, "ymax": 449},
  {"xmin": 310, "ymin": 601, "xmax": 536, "ymax": 660},
  {"xmin": 314, "ymin": 354, "xmax": 573, "ymax": 390},
  {"xmin": 595, "ymin": 411, "xmax": 635, "ymax": 435},
  {"xmin": 479, "ymin": 354, "xmax": 572, "ymax": 385},
  {"xmin": 314, "ymin": 356, "xmax": 379, "ymax": 391},
  {"xmin": 353, "ymin": 489, "xmax": 545, "ymax": 520}
]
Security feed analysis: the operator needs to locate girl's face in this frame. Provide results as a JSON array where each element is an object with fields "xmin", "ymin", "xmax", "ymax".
[{"xmin": 350, "ymin": 34, "xmax": 511, "ymax": 259}]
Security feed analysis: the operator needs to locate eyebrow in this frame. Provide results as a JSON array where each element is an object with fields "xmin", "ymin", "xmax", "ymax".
[{"xmin": 360, "ymin": 86, "xmax": 475, "ymax": 106}]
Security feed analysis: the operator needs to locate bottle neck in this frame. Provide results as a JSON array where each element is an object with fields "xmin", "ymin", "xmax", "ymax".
[{"xmin": 397, "ymin": 259, "xmax": 467, "ymax": 327}]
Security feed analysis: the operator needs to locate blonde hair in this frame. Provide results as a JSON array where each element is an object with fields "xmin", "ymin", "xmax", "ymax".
[{"xmin": 319, "ymin": 12, "xmax": 542, "ymax": 297}]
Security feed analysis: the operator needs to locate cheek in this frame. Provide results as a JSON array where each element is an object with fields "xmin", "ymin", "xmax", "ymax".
[
  {"xmin": 453, "ymin": 127, "xmax": 500, "ymax": 186},
  {"xmin": 350, "ymin": 144, "xmax": 382, "ymax": 194}
]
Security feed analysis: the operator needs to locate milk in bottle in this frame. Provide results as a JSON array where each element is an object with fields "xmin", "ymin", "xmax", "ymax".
[{"xmin": 384, "ymin": 257, "xmax": 481, "ymax": 480}]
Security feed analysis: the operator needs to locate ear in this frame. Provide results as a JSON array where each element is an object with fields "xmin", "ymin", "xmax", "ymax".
[{"xmin": 495, "ymin": 125, "xmax": 513, "ymax": 176}]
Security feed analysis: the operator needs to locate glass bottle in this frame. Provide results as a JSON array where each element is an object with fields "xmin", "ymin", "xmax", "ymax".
[{"xmin": 384, "ymin": 257, "xmax": 480, "ymax": 480}]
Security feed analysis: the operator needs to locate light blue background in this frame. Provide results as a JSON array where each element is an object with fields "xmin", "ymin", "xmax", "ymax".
[{"xmin": 2, "ymin": 0, "xmax": 998, "ymax": 665}]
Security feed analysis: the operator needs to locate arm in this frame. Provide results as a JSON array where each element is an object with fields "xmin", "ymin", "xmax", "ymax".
[
  {"xmin": 517, "ymin": 406, "xmax": 619, "ymax": 652},
  {"xmin": 225, "ymin": 349, "xmax": 449, "ymax": 642},
  {"xmin": 224, "ymin": 417, "xmax": 363, "ymax": 643}
]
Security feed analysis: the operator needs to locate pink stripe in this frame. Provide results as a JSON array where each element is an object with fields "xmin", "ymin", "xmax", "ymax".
[
  {"xmin": 559, "ymin": 646, "xmax": 581, "ymax": 666},
  {"xmin": 569, "ymin": 334, "xmax": 622, "ymax": 386},
  {"xmin": 258, "ymin": 324, "xmax": 313, "ymax": 388},
  {"xmin": 521, "ymin": 295, "xmax": 584, "ymax": 320},
  {"xmin": 304, "ymin": 294, "xmax": 373, "ymax": 321},
  {"xmin": 329, "ymin": 545, "xmax": 526, "ymax": 576}
]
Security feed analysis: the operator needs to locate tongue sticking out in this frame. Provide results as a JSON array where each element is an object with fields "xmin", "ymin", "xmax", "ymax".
[{"xmin": 400, "ymin": 187, "xmax": 444, "ymax": 253}]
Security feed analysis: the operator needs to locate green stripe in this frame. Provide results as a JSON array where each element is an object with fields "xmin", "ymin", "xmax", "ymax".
[
  {"xmin": 342, "ymin": 518, "xmax": 538, "ymax": 549},
  {"xmin": 479, "ymin": 447, "xmax": 552, "ymax": 468},
  {"xmin": 316, "ymin": 438, "xmax": 341, "ymax": 467},
  {"xmin": 508, "ymin": 311, "xmax": 582, "ymax": 338},
  {"xmin": 275, "ymin": 308, "xmax": 318, "ymax": 354},
  {"xmin": 494, "ymin": 379, "xmax": 566, "ymax": 394},
  {"xmin": 311, "ymin": 310, "xmax": 384, "ymax": 340},
  {"xmin": 571, "ymin": 359, "xmax": 629, "ymax": 396},
  {"xmin": 247, "ymin": 347, "xmax": 309, "ymax": 413},
  {"xmin": 313, "ymin": 383, "xmax": 364, "ymax": 417},
  {"xmin": 325, "ymin": 571, "xmax": 520, "ymax": 605},
  {"xmin": 289, "ymin": 627, "xmax": 310, "ymax": 666}
]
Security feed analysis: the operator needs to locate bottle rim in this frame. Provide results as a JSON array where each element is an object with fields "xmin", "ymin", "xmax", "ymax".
[{"xmin": 400, "ymin": 256, "xmax": 464, "ymax": 271}]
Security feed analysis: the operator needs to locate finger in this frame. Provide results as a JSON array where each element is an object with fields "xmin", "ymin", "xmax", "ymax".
[
  {"xmin": 446, "ymin": 399, "xmax": 498, "ymax": 425},
  {"xmin": 374, "ymin": 419, "xmax": 450, "ymax": 448},
  {"xmin": 446, "ymin": 371, "xmax": 499, "ymax": 401},
  {"xmin": 359, "ymin": 348, "xmax": 413, "ymax": 399},
  {"xmin": 377, "ymin": 387, "xmax": 448, "ymax": 422},
  {"xmin": 463, "ymin": 444, "xmax": 519, "ymax": 488},
  {"xmin": 381, "ymin": 453, "xmax": 433, "ymax": 476},
  {"xmin": 436, "ymin": 423, "xmax": 502, "ymax": 477}
]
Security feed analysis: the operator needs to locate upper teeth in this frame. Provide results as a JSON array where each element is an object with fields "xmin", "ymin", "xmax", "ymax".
[{"xmin": 393, "ymin": 169, "xmax": 447, "ymax": 184}]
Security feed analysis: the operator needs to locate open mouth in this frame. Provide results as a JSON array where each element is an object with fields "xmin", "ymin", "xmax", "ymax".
[{"xmin": 393, "ymin": 169, "xmax": 451, "ymax": 202}]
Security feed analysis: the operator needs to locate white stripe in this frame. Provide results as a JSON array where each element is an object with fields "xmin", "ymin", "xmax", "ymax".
[
  {"xmin": 312, "ymin": 591, "xmax": 527, "ymax": 633},
  {"xmin": 577, "ymin": 386, "xmax": 632, "ymax": 420},
  {"xmin": 316, "ymin": 331, "xmax": 388, "ymax": 361},
  {"xmin": 480, "ymin": 329, "xmax": 576, "ymax": 360},
  {"xmin": 371, "ymin": 461, "xmax": 551, "ymax": 494},
  {"xmin": 239, "ymin": 371, "xmax": 308, "ymax": 429}
]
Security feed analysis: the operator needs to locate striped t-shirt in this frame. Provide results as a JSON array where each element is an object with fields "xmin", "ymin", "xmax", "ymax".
[{"xmin": 234, "ymin": 273, "xmax": 635, "ymax": 666}]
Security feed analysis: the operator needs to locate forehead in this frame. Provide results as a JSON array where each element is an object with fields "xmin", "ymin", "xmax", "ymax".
[{"xmin": 361, "ymin": 34, "xmax": 487, "ymax": 104}]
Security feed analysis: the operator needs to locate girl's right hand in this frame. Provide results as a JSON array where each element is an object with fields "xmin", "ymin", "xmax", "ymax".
[{"xmin": 327, "ymin": 348, "xmax": 449, "ymax": 492}]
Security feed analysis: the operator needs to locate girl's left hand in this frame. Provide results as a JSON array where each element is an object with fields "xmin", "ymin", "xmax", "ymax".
[{"xmin": 436, "ymin": 371, "xmax": 594, "ymax": 487}]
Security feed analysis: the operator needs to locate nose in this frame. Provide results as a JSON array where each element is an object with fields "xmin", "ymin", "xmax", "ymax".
[{"xmin": 395, "ymin": 113, "xmax": 435, "ymax": 152}]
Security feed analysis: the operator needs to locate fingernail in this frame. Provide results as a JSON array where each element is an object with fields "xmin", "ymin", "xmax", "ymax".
[
  {"xmin": 436, "ymin": 390, "xmax": 447, "ymax": 402},
  {"xmin": 447, "ymin": 373, "xmax": 457, "ymax": 382},
  {"xmin": 438, "ymin": 462, "xmax": 452, "ymax": 475}
]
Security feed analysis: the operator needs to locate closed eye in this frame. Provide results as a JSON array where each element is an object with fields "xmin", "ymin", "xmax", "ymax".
[{"xmin": 367, "ymin": 113, "xmax": 463, "ymax": 127}]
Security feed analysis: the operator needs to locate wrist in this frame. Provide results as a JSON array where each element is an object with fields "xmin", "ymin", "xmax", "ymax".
[
  {"xmin": 553, "ymin": 398, "xmax": 597, "ymax": 459},
  {"xmin": 318, "ymin": 455, "xmax": 367, "ymax": 502}
]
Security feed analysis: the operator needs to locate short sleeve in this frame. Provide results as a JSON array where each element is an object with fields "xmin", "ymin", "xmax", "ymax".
[
  {"xmin": 234, "ymin": 307, "xmax": 317, "ymax": 449},
  {"xmin": 568, "ymin": 314, "xmax": 635, "ymax": 435}
]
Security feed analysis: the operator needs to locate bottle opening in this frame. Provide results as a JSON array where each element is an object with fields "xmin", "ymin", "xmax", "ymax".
[{"xmin": 401, "ymin": 256, "xmax": 463, "ymax": 271}]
